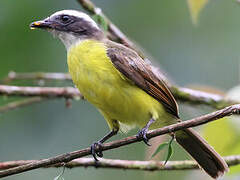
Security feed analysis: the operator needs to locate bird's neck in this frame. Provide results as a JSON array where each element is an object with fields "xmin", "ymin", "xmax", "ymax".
[
  {"xmin": 55, "ymin": 31, "xmax": 82, "ymax": 51},
  {"xmin": 52, "ymin": 30, "xmax": 105, "ymax": 51}
]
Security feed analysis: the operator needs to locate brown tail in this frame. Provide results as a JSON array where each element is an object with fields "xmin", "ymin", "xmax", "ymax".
[{"xmin": 175, "ymin": 128, "xmax": 228, "ymax": 179}]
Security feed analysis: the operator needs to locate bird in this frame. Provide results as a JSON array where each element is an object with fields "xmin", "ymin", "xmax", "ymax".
[{"xmin": 30, "ymin": 10, "xmax": 228, "ymax": 179}]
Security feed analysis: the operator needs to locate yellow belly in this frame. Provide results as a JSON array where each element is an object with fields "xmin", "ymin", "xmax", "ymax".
[{"xmin": 67, "ymin": 40, "xmax": 176, "ymax": 132}]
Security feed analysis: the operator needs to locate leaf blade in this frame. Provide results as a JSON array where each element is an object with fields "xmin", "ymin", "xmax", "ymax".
[
  {"xmin": 151, "ymin": 142, "xmax": 169, "ymax": 158},
  {"xmin": 92, "ymin": 14, "xmax": 108, "ymax": 32},
  {"xmin": 164, "ymin": 137, "xmax": 174, "ymax": 165},
  {"xmin": 187, "ymin": 0, "xmax": 209, "ymax": 25}
]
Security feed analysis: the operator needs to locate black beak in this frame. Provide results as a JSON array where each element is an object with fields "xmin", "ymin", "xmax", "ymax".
[{"xmin": 30, "ymin": 18, "xmax": 52, "ymax": 30}]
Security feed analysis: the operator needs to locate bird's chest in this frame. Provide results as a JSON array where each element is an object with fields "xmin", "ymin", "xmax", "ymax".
[{"xmin": 67, "ymin": 40, "xmax": 125, "ymax": 106}]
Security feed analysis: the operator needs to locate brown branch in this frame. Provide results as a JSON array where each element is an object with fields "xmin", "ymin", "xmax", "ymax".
[
  {"xmin": 1, "ymin": 71, "xmax": 71, "ymax": 84},
  {"xmin": 1, "ymin": 155, "xmax": 240, "ymax": 171},
  {"xmin": 0, "ymin": 84, "xmax": 235, "ymax": 110},
  {"xmin": 0, "ymin": 97, "xmax": 46, "ymax": 113},
  {"xmin": 171, "ymin": 86, "xmax": 235, "ymax": 109},
  {"xmin": 0, "ymin": 104, "xmax": 239, "ymax": 178},
  {"xmin": 0, "ymin": 85, "xmax": 82, "ymax": 99}
]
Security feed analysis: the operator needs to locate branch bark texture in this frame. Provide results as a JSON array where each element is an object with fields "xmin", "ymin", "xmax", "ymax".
[
  {"xmin": 2, "ymin": 71, "xmax": 71, "ymax": 83},
  {"xmin": 0, "ymin": 97, "xmax": 46, "ymax": 113},
  {"xmin": 0, "ymin": 104, "xmax": 239, "ymax": 178},
  {"xmin": 0, "ymin": 85, "xmax": 82, "ymax": 99},
  {"xmin": 172, "ymin": 87, "xmax": 235, "ymax": 109},
  {"xmin": 0, "ymin": 84, "xmax": 235, "ymax": 109},
  {"xmin": 1, "ymin": 155, "xmax": 240, "ymax": 171}
]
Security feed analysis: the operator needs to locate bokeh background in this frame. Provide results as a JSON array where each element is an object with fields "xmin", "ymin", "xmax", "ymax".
[{"xmin": 1, "ymin": 0, "xmax": 240, "ymax": 180}]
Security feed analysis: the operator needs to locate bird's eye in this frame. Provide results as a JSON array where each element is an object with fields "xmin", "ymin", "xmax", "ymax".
[{"xmin": 60, "ymin": 15, "xmax": 70, "ymax": 23}]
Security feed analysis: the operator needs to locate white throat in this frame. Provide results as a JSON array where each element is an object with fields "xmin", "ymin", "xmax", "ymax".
[{"xmin": 50, "ymin": 30, "xmax": 82, "ymax": 51}]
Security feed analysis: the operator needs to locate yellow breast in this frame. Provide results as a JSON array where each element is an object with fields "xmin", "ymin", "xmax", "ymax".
[
  {"xmin": 67, "ymin": 40, "xmax": 125, "ymax": 106},
  {"xmin": 67, "ymin": 40, "xmax": 175, "ymax": 131}
]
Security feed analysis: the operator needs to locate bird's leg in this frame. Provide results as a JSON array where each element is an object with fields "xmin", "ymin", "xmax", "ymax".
[
  {"xmin": 91, "ymin": 121, "xmax": 119, "ymax": 161},
  {"xmin": 91, "ymin": 129, "xmax": 118, "ymax": 161},
  {"xmin": 137, "ymin": 118, "xmax": 155, "ymax": 146}
]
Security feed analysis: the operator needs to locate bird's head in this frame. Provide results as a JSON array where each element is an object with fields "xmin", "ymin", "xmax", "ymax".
[{"xmin": 30, "ymin": 10, "xmax": 104, "ymax": 50}]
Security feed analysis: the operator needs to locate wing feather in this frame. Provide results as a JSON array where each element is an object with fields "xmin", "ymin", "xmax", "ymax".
[{"xmin": 106, "ymin": 41, "xmax": 179, "ymax": 118}]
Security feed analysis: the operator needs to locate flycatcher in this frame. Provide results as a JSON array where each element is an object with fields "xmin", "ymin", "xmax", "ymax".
[{"xmin": 30, "ymin": 10, "xmax": 228, "ymax": 179}]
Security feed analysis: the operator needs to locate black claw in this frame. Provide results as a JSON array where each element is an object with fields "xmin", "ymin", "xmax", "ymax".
[
  {"xmin": 91, "ymin": 142, "xmax": 103, "ymax": 161},
  {"xmin": 96, "ymin": 151, "xmax": 103, "ymax": 157},
  {"xmin": 137, "ymin": 128, "xmax": 151, "ymax": 146},
  {"xmin": 143, "ymin": 134, "xmax": 151, "ymax": 146}
]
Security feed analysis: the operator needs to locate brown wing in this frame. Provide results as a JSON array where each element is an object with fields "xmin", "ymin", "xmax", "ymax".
[{"xmin": 106, "ymin": 40, "xmax": 179, "ymax": 118}]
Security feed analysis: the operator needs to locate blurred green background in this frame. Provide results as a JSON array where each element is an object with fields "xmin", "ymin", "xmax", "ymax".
[{"xmin": 0, "ymin": 0, "xmax": 240, "ymax": 179}]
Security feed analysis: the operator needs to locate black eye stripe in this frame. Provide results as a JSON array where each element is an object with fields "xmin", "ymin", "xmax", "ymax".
[{"xmin": 52, "ymin": 14, "xmax": 100, "ymax": 37}]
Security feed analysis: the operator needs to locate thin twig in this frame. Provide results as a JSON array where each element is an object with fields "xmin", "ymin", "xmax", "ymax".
[
  {"xmin": 171, "ymin": 87, "xmax": 235, "ymax": 109},
  {"xmin": 0, "ymin": 104, "xmax": 239, "ymax": 178},
  {"xmin": 0, "ymin": 155, "xmax": 240, "ymax": 171},
  {"xmin": 0, "ymin": 84, "xmax": 235, "ymax": 109},
  {"xmin": 1, "ymin": 71, "xmax": 71, "ymax": 84},
  {"xmin": 0, "ymin": 85, "xmax": 82, "ymax": 99},
  {"xmin": 0, "ymin": 97, "xmax": 46, "ymax": 113}
]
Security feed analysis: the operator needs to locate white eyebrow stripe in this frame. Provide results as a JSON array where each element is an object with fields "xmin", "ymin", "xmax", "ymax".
[{"xmin": 51, "ymin": 10, "xmax": 99, "ymax": 29}]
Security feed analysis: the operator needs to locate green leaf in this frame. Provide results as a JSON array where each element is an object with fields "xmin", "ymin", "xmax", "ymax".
[
  {"xmin": 187, "ymin": 0, "xmax": 209, "ymax": 25},
  {"xmin": 91, "ymin": 15, "xmax": 98, "ymax": 22},
  {"xmin": 164, "ymin": 137, "xmax": 174, "ymax": 165},
  {"xmin": 151, "ymin": 142, "xmax": 169, "ymax": 158},
  {"xmin": 91, "ymin": 14, "xmax": 108, "ymax": 32}
]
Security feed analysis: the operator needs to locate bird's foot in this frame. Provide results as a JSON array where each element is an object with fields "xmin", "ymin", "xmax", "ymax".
[
  {"xmin": 90, "ymin": 141, "xmax": 104, "ymax": 161},
  {"xmin": 137, "ymin": 127, "xmax": 151, "ymax": 146}
]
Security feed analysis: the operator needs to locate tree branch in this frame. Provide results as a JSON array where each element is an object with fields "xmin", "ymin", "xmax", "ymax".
[
  {"xmin": 0, "ymin": 104, "xmax": 239, "ymax": 178},
  {"xmin": 1, "ymin": 71, "xmax": 71, "ymax": 84},
  {"xmin": 0, "ymin": 85, "xmax": 82, "ymax": 99},
  {"xmin": 0, "ymin": 97, "xmax": 46, "ymax": 113},
  {"xmin": 0, "ymin": 84, "xmax": 235, "ymax": 110},
  {"xmin": 171, "ymin": 86, "xmax": 235, "ymax": 109},
  {"xmin": 1, "ymin": 155, "xmax": 240, "ymax": 171}
]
